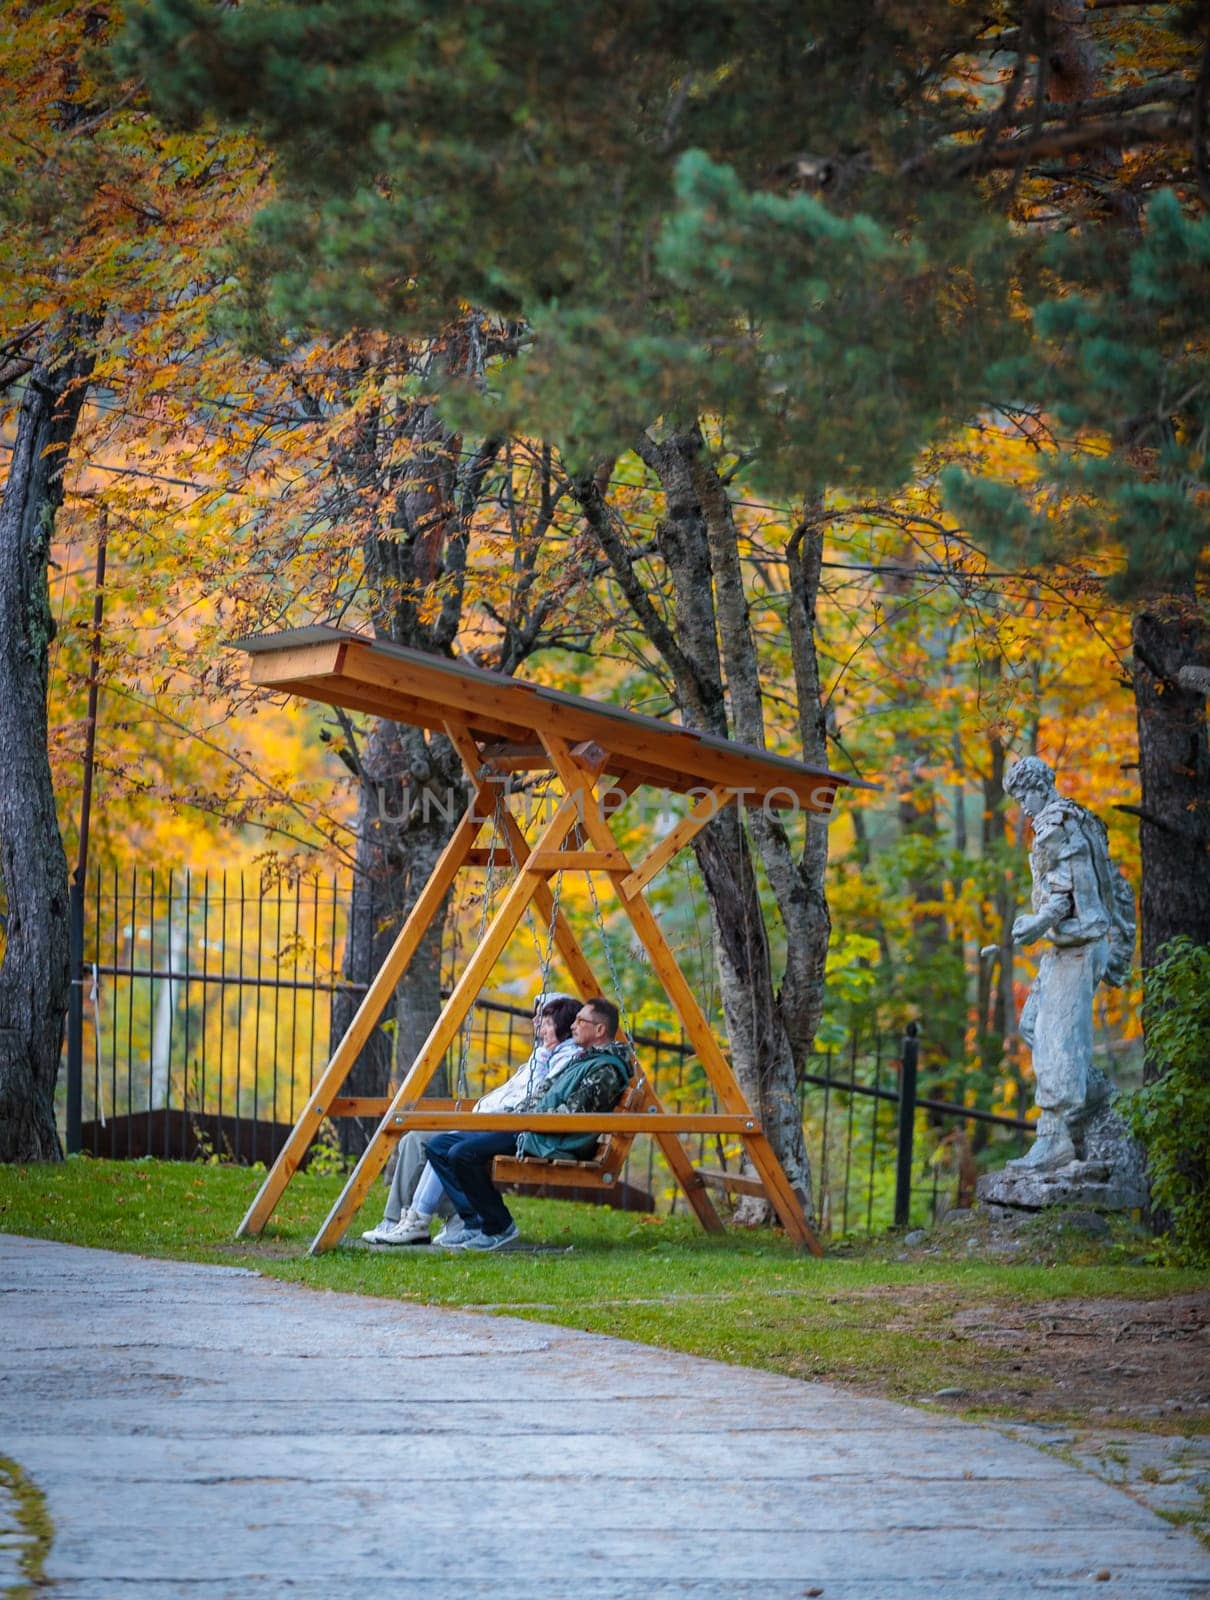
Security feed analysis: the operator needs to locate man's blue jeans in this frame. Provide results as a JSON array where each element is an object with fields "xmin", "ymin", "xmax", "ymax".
[{"xmin": 425, "ymin": 1130, "xmax": 519, "ymax": 1236}]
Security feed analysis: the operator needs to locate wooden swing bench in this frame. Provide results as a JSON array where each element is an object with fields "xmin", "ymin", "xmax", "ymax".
[
  {"xmin": 230, "ymin": 627, "xmax": 868, "ymax": 1256},
  {"xmin": 492, "ymin": 1073, "xmax": 650, "ymax": 1194}
]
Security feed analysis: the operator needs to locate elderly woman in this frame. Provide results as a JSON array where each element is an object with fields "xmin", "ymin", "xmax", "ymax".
[{"xmin": 361, "ymin": 993, "xmax": 580, "ymax": 1247}]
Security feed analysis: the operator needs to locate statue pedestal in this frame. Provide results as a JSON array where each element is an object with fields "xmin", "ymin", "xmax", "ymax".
[{"xmin": 977, "ymin": 1101, "xmax": 1147, "ymax": 1213}]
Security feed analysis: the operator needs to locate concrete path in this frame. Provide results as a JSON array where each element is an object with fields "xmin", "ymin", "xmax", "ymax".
[{"xmin": 2, "ymin": 1234, "xmax": 1206, "ymax": 1600}]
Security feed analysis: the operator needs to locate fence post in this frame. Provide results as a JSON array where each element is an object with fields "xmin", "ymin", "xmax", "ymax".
[
  {"xmin": 65, "ymin": 877, "xmax": 84, "ymax": 1154},
  {"xmin": 893, "ymin": 1021, "xmax": 919, "ymax": 1228}
]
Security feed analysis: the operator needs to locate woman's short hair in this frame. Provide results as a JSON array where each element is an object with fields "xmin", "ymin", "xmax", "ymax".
[{"xmin": 541, "ymin": 995, "xmax": 580, "ymax": 1041}]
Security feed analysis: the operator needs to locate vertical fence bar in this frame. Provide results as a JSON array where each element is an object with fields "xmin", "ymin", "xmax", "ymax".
[
  {"xmin": 65, "ymin": 877, "xmax": 84, "ymax": 1154},
  {"xmin": 165, "ymin": 867, "xmax": 175, "ymax": 1159},
  {"xmin": 324, "ymin": 872, "xmax": 339, "ymax": 1097},
  {"xmin": 219, "ymin": 871, "xmax": 229, "ymax": 1141},
  {"xmin": 251, "ymin": 877, "xmax": 265, "ymax": 1162},
  {"xmin": 110, "ymin": 866, "xmax": 119, "ymax": 1152},
  {"xmin": 147, "ymin": 868, "xmax": 157, "ymax": 1152},
  {"xmin": 270, "ymin": 877, "xmax": 283, "ymax": 1128},
  {"xmin": 181, "ymin": 868, "xmax": 192, "ymax": 1158},
  {"xmin": 819, "ymin": 1050, "xmax": 832, "ymax": 1235},
  {"xmin": 233, "ymin": 873, "xmax": 246, "ymax": 1161},
  {"xmin": 894, "ymin": 1021, "xmax": 919, "ymax": 1229},
  {"xmin": 866, "ymin": 1032, "xmax": 882, "ymax": 1233},
  {"xmin": 89, "ymin": 866, "xmax": 101, "ymax": 1131},
  {"xmin": 288, "ymin": 878, "xmax": 302, "ymax": 1126},
  {"xmin": 306, "ymin": 876, "xmax": 321, "ymax": 1100},
  {"xmin": 200, "ymin": 871, "xmax": 210, "ymax": 1145},
  {"xmin": 841, "ymin": 1030, "xmax": 858, "ymax": 1235},
  {"xmin": 125, "ymin": 867, "xmax": 137, "ymax": 1157}
]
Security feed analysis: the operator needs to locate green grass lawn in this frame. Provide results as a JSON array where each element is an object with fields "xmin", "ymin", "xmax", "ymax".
[{"xmin": 2, "ymin": 1156, "xmax": 1204, "ymax": 1431}]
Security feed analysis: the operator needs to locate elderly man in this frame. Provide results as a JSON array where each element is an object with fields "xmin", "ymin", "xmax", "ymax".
[{"xmin": 424, "ymin": 997, "xmax": 633, "ymax": 1252}]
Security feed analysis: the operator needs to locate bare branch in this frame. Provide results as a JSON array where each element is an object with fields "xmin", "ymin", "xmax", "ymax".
[{"xmin": 570, "ymin": 468, "xmax": 712, "ymax": 723}]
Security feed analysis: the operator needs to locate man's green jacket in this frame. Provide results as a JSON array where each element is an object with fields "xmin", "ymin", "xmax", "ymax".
[{"xmin": 515, "ymin": 1044, "xmax": 633, "ymax": 1161}]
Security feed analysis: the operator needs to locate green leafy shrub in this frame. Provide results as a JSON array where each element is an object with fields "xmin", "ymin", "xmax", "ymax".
[
  {"xmin": 305, "ymin": 1119, "xmax": 351, "ymax": 1178},
  {"xmin": 1124, "ymin": 939, "xmax": 1210, "ymax": 1265}
]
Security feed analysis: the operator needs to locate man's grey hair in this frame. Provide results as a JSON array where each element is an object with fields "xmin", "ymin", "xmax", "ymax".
[{"xmin": 1004, "ymin": 756, "xmax": 1055, "ymax": 799}]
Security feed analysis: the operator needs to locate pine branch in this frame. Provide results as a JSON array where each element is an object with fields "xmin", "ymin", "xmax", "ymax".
[
  {"xmin": 945, "ymin": 75, "xmax": 1195, "ymax": 133},
  {"xmin": 952, "ymin": 109, "xmax": 1193, "ymax": 172}
]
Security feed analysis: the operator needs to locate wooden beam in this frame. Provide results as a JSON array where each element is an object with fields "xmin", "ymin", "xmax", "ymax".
[
  {"xmin": 628, "ymin": 1074, "xmax": 726, "ymax": 1234},
  {"xmin": 378, "ymin": 1110, "xmax": 756, "ymax": 1134},
  {"xmin": 464, "ymin": 848, "xmax": 519, "ymax": 868},
  {"xmin": 338, "ymin": 641, "xmax": 843, "ymax": 812},
  {"xmin": 740, "ymin": 1129, "xmax": 824, "ymax": 1256},
  {"xmin": 653, "ymin": 1131, "xmax": 727, "ymax": 1233},
  {"xmin": 479, "ymin": 740, "xmax": 550, "ymax": 773},
  {"xmin": 621, "ymin": 784, "xmax": 735, "ymax": 898},
  {"xmin": 345, "ymin": 641, "xmax": 540, "ymax": 742},
  {"xmin": 250, "ymin": 643, "xmax": 521, "ymax": 741},
  {"xmin": 528, "ymin": 850, "xmax": 626, "ymax": 872},
  {"xmin": 246, "ymin": 638, "xmax": 347, "ymax": 685},
  {"xmin": 327, "ymin": 1097, "xmax": 393, "ymax": 1118},
  {"xmin": 694, "ymin": 1168, "xmax": 768, "ymax": 1198},
  {"xmin": 235, "ymin": 799, "xmax": 483, "ymax": 1238}
]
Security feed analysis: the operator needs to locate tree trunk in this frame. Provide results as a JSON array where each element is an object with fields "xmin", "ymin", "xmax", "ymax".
[
  {"xmin": 331, "ymin": 717, "xmax": 465, "ymax": 1154},
  {"xmin": 1131, "ymin": 605, "xmax": 1210, "ymax": 1083},
  {"xmin": 322, "ymin": 345, "xmax": 497, "ymax": 1140},
  {"xmin": 581, "ymin": 428, "xmax": 820, "ymax": 1223},
  {"xmin": 0, "ymin": 327, "xmax": 98, "ymax": 1162}
]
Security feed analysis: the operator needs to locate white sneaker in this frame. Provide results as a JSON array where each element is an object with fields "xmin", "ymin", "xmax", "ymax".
[
  {"xmin": 363, "ymin": 1209, "xmax": 432, "ymax": 1246},
  {"xmin": 431, "ymin": 1216, "xmax": 467, "ymax": 1248},
  {"xmin": 361, "ymin": 1220, "xmax": 396, "ymax": 1244},
  {"xmin": 446, "ymin": 1221, "xmax": 520, "ymax": 1252}
]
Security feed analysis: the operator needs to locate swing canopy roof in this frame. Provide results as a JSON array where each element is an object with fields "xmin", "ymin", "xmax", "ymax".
[{"xmin": 239, "ymin": 626, "xmax": 870, "ymax": 812}]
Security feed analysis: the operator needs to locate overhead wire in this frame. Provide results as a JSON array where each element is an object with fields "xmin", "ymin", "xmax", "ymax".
[{"xmin": 4, "ymin": 385, "xmax": 1129, "ymax": 591}]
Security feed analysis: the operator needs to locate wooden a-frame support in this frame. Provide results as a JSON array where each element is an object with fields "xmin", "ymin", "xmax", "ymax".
[{"xmin": 237, "ymin": 727, "xmax": 823, "ymax": 1256}]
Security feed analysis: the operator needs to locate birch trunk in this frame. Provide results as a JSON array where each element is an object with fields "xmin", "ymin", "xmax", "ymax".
[{"xmin": 582, "ymin": 426, "xmax": 824, "ymax": 1223}]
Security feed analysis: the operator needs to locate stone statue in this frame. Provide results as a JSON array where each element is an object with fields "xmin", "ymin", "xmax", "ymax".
[{"xmin": 978, "ymin": 758, "xmax": 1146, "ymax": 1211}]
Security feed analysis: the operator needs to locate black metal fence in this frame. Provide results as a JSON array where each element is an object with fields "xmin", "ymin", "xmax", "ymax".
[{"xmin": 60, "ymin": 867, "xmax": 1032, "ymax": 1235}]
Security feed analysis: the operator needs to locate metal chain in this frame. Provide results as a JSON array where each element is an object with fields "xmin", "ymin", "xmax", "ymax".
[
  {"xmin": 535, "ymin": 865, "xmax": 562, "ymax": 998},
  {"xmin": 456, "ymin": 784, "xmax": 503, "ymax": 1099},
  {"xmin": 583, "ymin": 847, "xmax": 634, "ymax": 1045},
  {"xmin": 522, "ymin": 779, "xmax": 564, "ymax": 1001}
]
